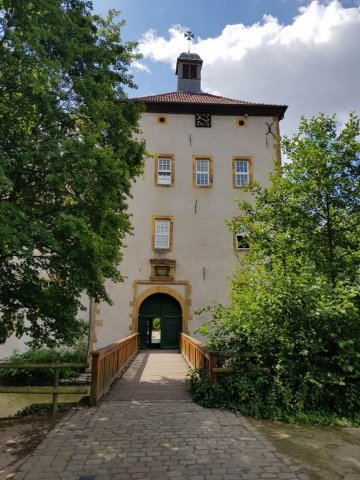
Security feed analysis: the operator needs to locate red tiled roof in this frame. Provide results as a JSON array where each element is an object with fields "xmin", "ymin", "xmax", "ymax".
[{"xmin": 131, "ymin": 91, "xmax": 284, "ymax": 107}]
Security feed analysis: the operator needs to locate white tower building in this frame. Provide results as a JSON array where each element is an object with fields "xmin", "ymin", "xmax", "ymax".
[{"xmin": 88, "ymin": 53, "xmax": 287, "ymax": 351}]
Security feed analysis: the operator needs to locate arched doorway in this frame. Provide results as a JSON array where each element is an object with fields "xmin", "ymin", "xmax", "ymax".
[{"xmin": 138, "ymin": 293, "xmax": 182, "ymax": 350}]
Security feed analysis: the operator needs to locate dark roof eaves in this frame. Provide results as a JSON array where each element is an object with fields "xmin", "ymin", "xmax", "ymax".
[{"xmin": 131, "ymin": 99, "xmax": 288, "ymax": 119}]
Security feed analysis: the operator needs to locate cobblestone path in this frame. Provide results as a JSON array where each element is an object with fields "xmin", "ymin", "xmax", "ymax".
[{"xmin": 15, "ymin": 352, "xmax": 309, "ymax": 480}]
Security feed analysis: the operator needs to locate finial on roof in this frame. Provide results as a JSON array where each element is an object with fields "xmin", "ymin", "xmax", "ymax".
[{"xmin": 184, "ymin": 30, "xmax": 194, "ymax": 53}]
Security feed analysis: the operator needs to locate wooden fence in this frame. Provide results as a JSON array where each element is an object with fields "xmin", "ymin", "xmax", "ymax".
[
  {"xmin": 90, "ymin": 333, "xmax": 139, "ymax": 405},
  {"xmin": 0, "ymin": 362, "xmax": 89, "ymax": 414}
]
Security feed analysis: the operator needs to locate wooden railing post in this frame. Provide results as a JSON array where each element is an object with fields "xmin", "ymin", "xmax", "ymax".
[
  {"xmin": 207, "ymin": 352, "xmax": 217, "ymax": 385},
  {"xmin": 52, "ymin": 368, "xmax": 60, "ymax": 415},
  {"xmin": 90, "ymin": 352, "xmax": 100, "ymax": 406}
]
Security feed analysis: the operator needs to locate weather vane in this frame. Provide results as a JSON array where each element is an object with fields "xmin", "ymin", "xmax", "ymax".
[{"xmin": 184, "ymin": 30, "xmax": 194, "ymax": 53}]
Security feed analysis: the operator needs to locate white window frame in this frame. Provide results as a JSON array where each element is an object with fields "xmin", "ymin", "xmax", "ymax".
[
  {"xmin": 157, "ymin": 157, "xmax": 172, "ymax": 185},
  {"xmin": 196, "ymin": 159, "xmax": 210, "ymax": 186},
  {"xmin": 155, "ymin": 219, "xmax": 170, "ymax": 249},
  {"xmin": 235, "ymin": 160, "xmax": 249, "ymax": 187}
]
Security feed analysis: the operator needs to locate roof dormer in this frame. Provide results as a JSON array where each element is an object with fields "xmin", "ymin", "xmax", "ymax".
[{"xmin": 176, "ymin": 53, "xmax": 203, "ymax": 94}]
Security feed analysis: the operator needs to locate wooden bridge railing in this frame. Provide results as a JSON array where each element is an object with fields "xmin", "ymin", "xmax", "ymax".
[
  {"xmin": 90, "ymin": 333, "xmax": 139, "ymax": 405},
  {"xmin": 180, "ymin": 333, "xmax": 217, "ymax": 384},
  {"xmin": 181, "ymin": 333, "xmax": 266, "ymax": 385}
]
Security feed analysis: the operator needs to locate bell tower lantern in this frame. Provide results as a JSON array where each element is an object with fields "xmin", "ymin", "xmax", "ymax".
[{"xmin": 176, "ymin": 53, "xmax": 203, "ymax": 94}]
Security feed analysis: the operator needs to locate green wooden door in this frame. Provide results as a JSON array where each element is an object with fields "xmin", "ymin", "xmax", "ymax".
[
  {"xmin": 138, "ymin": 316, "xmax": 148, "ymax": 350},
  {"xmin": 161, "ymin": 316, "xmax": 180, "ymax": 349},
  {"xmin": 138, "ymin": 294, "xmax": 181, "ymax": 350}
]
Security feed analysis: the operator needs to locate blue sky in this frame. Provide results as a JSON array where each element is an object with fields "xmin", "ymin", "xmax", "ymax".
[
  {"xmin": 93, "ymin": 0, "xmax": 360, "ymax": 38},
  {"xmin": 92, "ymin": 0, "xmax": 360, "ymax": 135},
  {"xmin": 93, "ymin": 0, "xmax": 311, "ymax": 39}
]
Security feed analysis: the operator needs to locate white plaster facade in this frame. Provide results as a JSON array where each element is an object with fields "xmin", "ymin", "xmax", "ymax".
[{"xmin": 91, "ymin": 66, "xmax": 287, "ymax": 350}]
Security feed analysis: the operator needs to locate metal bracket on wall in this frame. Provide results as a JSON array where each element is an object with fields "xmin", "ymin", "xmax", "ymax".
[
  {"xmin": 266, "ymin": 122, "xmax": 274, "ymax": 136},
  {"xmin": 266, "ymin": 122, "xmax": 274, "ymax": 148}
]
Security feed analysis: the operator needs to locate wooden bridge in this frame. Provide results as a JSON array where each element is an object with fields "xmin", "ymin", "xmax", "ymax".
[
  {"xmin": 105, "ymin": 350, "xmax": 191, "ymax": 401},
  {"xmin": 12, "ymin": 332, "xmax": 310, "ymax": 480},
  {"xmin": 90, "ymin": 332, "xmax": 213, "ymax": 404},
  {"xmin": 0, "ymin": 332, "xmax": 224, "ymax": 412}
]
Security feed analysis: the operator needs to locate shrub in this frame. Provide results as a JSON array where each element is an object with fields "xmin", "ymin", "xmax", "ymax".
[
  {"xmin": 0, "ymin": 340, "xmax": 87, "ymax": 386},
  {"xmin": 152, "ymin": 317, "xmax": 161, "ymax": 330},
  {"xmin": 192, "ymin": 114, "xmax": 360, "ymax": 425}
]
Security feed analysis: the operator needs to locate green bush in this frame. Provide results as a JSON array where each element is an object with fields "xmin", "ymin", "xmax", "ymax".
[
  {"xmin": 192, "ymin": 266, "xmax": 360, "ymax": 424},
  {"xmin": 152, "ymin": 317, "xmax": 161, "ymax": 331},
  {"xmin": 0, "ymin": 340, "xmax": 87, "ymax": 386},
  {"xmin": 188, "ymin": 368, "xmax": 360, "ymax": 426},
  {"xmin": 192, "ymin": 114, "xmax": 360, "ymax": 425}
]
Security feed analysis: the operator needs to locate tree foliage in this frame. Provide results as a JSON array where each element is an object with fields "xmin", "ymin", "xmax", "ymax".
[
  {"xmin": 193, "ymin": 113, "xmax": 360, "ymax": 421},
  {"xmin": 0, "ymin": 1, "xmax": 145, "ymax": 346}
]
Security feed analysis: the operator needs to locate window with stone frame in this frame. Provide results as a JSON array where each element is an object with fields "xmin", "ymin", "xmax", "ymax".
[
  {"xmin": 152, "ymin": 216, "xmax": 173, "ymax": 250},
  {"xmin": 193, "ymin": 156, "xmax": 213, "ymax": 188},
  {"xmin": 155, "ymin": 155, "xmax": 174, "ymax": 186},
  {"xmin": 232, "ymin": 157, "xmax": 253, "ymax": 188},
  {"xmin": 233, "ymin": 218, "xmax": 251, "ymax": 251},
  {"xmin": 235, "ymin": 229, "xmax": 251, "ymax": 250}
]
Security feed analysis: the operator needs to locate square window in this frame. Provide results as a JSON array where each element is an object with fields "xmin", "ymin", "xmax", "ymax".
[{"xmin": 156, "ymin": 115, "xmax": 168, "ymax": 125}]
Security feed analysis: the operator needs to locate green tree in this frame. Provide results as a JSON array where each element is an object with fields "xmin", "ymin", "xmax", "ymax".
[
  {"xmin": 0, "ymin": 1, "xmax": 145, "ymax": 346},
  {"xmin": 195, "ymin": 113, "xmax": 360, "ymax": 421}
]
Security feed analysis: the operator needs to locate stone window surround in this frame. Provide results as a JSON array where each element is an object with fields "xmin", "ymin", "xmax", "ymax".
[
  {"xmin": 192, "ymin": 155, "xmax": 213, "ymax": 188},
  {"xmin": 151, "ymin": 215, "xmax": 174, "ymax": 251},
  {"xmin": 232, "ymin": 156, "xmax": 253, "ymax": 188},
  {"xmin": 154, "ymin": 154, "xmax": 175, "ymax": 187}
]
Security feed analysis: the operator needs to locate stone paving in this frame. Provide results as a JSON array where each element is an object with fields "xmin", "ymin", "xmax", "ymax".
[{"xmin": 14, "ymin": 352, "xmax": 309, "ymax": 480}]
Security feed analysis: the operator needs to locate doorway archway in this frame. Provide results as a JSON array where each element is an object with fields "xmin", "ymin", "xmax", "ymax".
[{"xmin": 138, "ymin": 293, "xmax": 182, "ymax": 350}]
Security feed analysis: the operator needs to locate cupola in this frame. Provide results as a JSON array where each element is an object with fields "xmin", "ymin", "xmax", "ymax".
[{"xmin": 175, "ymin": 53, "xmax": 203, "ymax": 93}]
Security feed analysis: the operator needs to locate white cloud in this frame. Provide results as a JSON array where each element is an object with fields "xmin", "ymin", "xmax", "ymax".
[
  {"xmin": 137, "ymin": 1, "xmax": 360, "ymax": 136},
  {"xmin": 139, "ymin": 25, "xmax": 188, "ymax": 64},
  {"xmin": 131, "ymin": 60, "xmax": 151, "ymax": 73}
]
